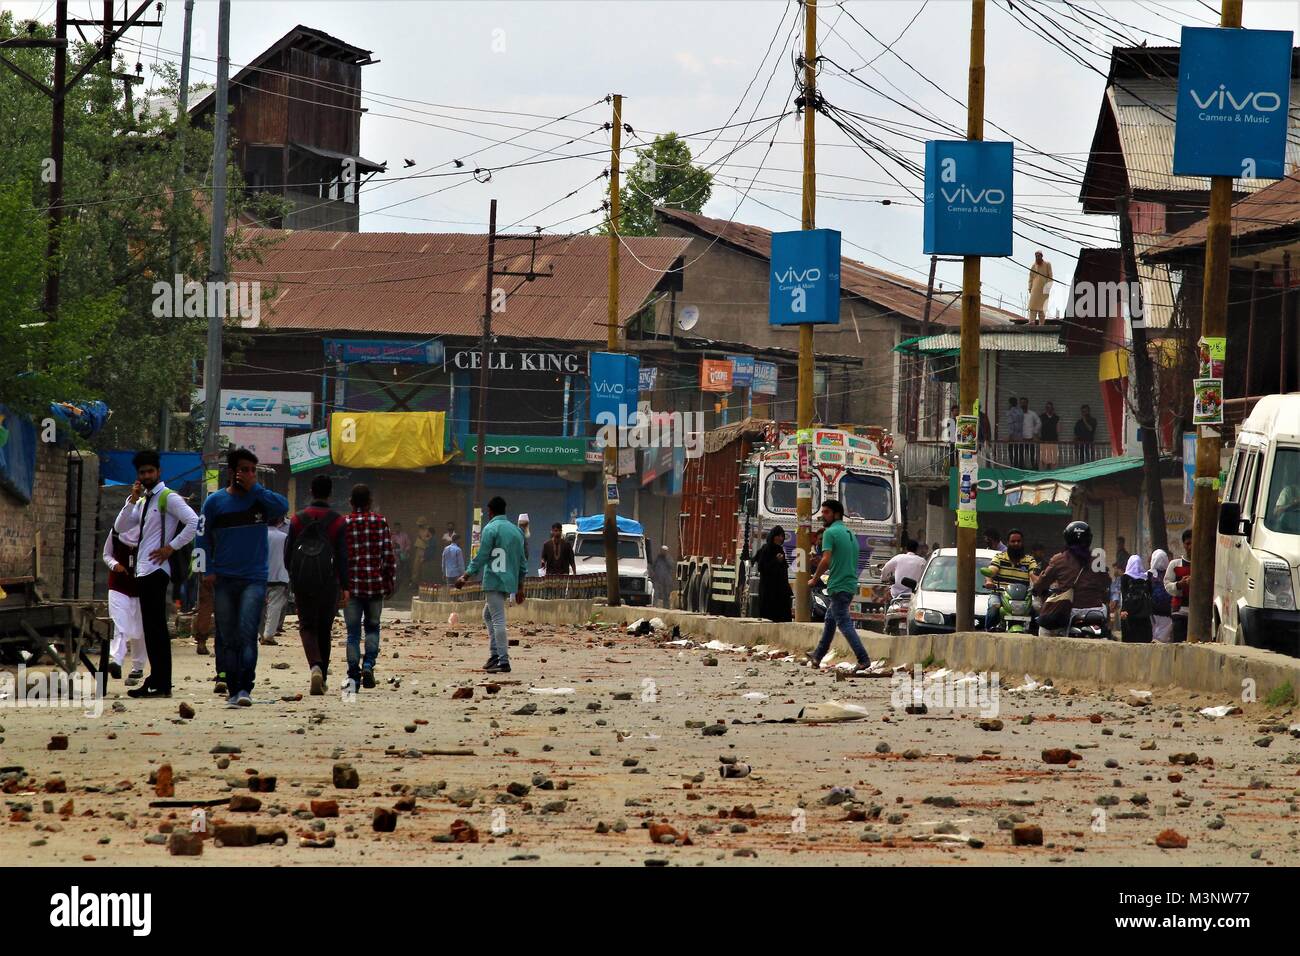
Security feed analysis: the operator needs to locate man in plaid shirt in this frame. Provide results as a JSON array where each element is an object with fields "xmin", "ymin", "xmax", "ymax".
[{"xmin": 343, "ymin": 484, "xmax": 396, "ymax": 690}]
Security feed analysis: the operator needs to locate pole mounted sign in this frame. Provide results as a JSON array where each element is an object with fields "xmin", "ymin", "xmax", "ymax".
[
  {"xmin": 769, "ymin": 229, "xmax": 841, "ymax": 326},
  {"xmin": 1172, "ymin": 26, "xmax": 1293, "ymax": 179},
  {"xmin": 589, "ymin": 351, "xmax": 640, "ymax": 425},
  {"xmin": 923, "ymin": 141, "xmax": 1014, "ymax": 256}
]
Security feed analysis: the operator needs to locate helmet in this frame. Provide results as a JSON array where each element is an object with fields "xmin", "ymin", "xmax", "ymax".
[{"xmin": 1063, "ymin": 520, "xmax": 1092, "ymax": 549}]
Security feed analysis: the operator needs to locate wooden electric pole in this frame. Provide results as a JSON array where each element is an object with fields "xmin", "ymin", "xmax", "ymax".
[
  {"xmin": 200, "ymin": 0, "xmax": 230, "ymax": 481},
  {"xmin": 161, "ymin": 0, "xmax": 195, "ymax": 451},
  {"xmin": 604, "ymin": 93, "xmax": 624, "ymax": 607},
  {"xmin": 1117, "ymin": 193, "xmax": 1168, "ymax": 555},
  {"xmin": 955, "ymin": 0, "xmax": 985, "ymax": 633},
  {"xmin": 1187, "ymin": 0, "xmax": 1243, "ymax": 643},
  {"xmin": 794, "ymin": 0, "xmax": 817, "ymax": 623},
  {"xmin": 472, "ymin": 198, "xmax": 499, "ymax": 557}
]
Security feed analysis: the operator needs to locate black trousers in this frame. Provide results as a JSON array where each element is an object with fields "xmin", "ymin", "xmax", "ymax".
[
  {"xmin": 138, "ymin": 569, "xmax": 173, "ymax": 690},
  {"xmin": 295, "ymin": 585, "xmax": 338, "ymax": 678}
]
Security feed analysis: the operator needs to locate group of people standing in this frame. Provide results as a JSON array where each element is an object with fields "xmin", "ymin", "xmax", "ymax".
[
  {"xmin": 1112, "ymin": 528, "xmax": 1193, "ymax": 644},
  {"xmin": 941, "ymin": 399, "xmax": 1099, "ymax": 470}
]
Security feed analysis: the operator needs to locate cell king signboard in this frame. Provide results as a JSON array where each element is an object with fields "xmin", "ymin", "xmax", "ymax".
[
  {"xmin": 1173, "ymin": 26, "xmax": 1293, "ymax": 179},
  {"xmin": 769, "ymin": 229, "xmax": 841, "ymax": 326},
  {"xmin": 923, "ymin": 141, "xmax": 1014, "ymax": 256},
  {"xmin": 589, "ymin": 351, "xmax": 640, "ymax": 425}
]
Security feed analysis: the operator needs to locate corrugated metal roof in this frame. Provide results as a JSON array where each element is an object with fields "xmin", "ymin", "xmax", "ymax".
[
  {"xmin": 231, "ymin": 229, "xmax": 691, "ymax": 341},
  {"xmin": 899, "ymin": 330, "xmax": 1067, "ymax": 354},
  {"xmin": 1132, "ymin": 233, "xmax": 1176, "ymax": 329},
  {"xmin": 1146, "ymin": 173, "xmax": 1300, "ymax": 259},
  {"xmin": 1109, "ymin": 79, "xmax": 1300, "ymax": 195},
  {"xmin": 656, "ymin": 207, "xmax": 1020, "ymax": 329}
]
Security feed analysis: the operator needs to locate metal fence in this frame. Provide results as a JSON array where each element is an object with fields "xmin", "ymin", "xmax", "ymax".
[
  {"xmin": 901, "ymin": 440, "xmax": 1112, "ymax": 481},
  {"xmin": 419, "ymin": 573, "xmax": 610, "ymax": 604}
]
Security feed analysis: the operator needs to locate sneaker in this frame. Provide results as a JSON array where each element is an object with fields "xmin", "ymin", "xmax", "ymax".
[
  {"xmin": 127, "ymin": 683, "xmax": 171, "ymax": 699},
  {"xmin": 195, "ymin": 640, "xmax": 210, "ymax": 656},
  {"xmin": 483, "ymin": 656, "xmax": 500, "ymax": 670},
  {"xmin": 225, "ymin": 694, "xmax": 240, "ymax": 709},
  {"xmin": 805, "ymin": 650, "xmax": 823, "ymax": 668},
  {"xmin": 259, "ymin": 636, "xmax": 278, "ymax": 646},
  {"xmin": 484, "ymin": 662, "xmax": 511, "ymax": 674},
  {"xmin": 310, "ymin": 667, "xmax": 324, "ymax": 696},
  {"xmin": 237, "ymin": 691, "xmax": 252, "ymax": 707},
  {"xmin": 361, "ymin": 669, "xmax": 376, "ymax": 689},
  {"xmin": 125, "ymin": 669, "xmax": 143, "ymax": 687},
  {"xmin": 108, "ymin": 661, "xmax": 122, "ymax": 680}
]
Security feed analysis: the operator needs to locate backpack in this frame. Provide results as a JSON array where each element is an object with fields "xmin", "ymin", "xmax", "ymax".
[
  {"xmin": 1149, "ymin": 574, "xmax": 1173, "ymax": 616},
  {"xmin": 288, "ymin": 514, "xmax": 336, "ymax": 595}
]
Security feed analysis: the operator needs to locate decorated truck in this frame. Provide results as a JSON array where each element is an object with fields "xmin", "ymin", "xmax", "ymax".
[{"xmin": 676, "ymin": 420, "xmax": 902, "ymax": 625}]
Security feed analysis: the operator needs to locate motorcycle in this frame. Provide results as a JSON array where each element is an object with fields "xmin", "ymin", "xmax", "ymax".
[
  {"xmin": 1067, "ymin": 607, "xmax": 1111, "ymax": 639},
  {"xmin": 986, "ymin": 581, "xmax": 1036, "ymax": 633},
  {"xmin": 884, "ymin": 576, "xmax": 917, "ymax": 635}
]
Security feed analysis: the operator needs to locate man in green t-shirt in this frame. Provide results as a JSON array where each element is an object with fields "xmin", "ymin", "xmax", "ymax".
[{"xmin": 807, "ymin": 499, "xmax": 872, "ymax": 672}]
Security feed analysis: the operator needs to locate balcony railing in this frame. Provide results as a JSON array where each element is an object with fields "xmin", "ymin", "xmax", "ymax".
[{"xmin": 901, "ymin": 440, "xmax": 1113, "ymax": 481}]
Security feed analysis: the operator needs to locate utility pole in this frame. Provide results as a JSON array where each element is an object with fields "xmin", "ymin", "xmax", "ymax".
[
  {"xmin": 1187, "ymin": 0, "xmax": 1243, "ymax": 643},
  {"xmin": 604, "ymin": 93, "xmax": 624, "ymax": 607},
  {"xmin": 472, "ymin": 198, "xmax": 498, "ymax": 557},
  {"xmin": 0, "ymin": 2, "xmax": 161, "ymax": 322},
  {"xmin": 794, "ymin": 0, "xmax": 817, "ymax": 623},
  {"xmin": 201, "ymin": 0, "xmax": 230, "ymax": 485},
  {"xmin": 955, "ymin": 0, "xmax": 984, "ymax": 633},
  {"xmin": 1117, "ymin": 193, "xmax": 1167, "ymax": 554},
  {"xmin": 161, "ymin": 0, "xmax": 195, "ymax": 452}
]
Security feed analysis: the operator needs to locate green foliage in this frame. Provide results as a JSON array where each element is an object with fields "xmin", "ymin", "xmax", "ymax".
[
  {"xmin": 0, "ymin": 11, "xmax": 285, "ymax": 448},
  {"xmin": 1265, "ymin": 682, "xmax": 1295, "ymax": 708},
  {"xmin": 603, "ymin": 133, "xmax": 713, "ymax": 237}
]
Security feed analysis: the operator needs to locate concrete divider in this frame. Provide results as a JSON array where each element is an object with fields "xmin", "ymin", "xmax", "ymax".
[{"xmin": 410, "ymin": 597, "xmax": 1300, "ymax": 700}]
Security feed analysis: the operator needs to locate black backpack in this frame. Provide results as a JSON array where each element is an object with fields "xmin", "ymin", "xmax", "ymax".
[{"xmin": 289, "ymin": 515, "xmax": 335, "ymax": 595}]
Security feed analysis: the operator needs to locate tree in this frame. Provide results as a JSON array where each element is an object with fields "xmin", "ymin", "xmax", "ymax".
[
  {"xmin": 604, "ymin": 133, "xmax": 713, "ymax": 237},
  {"xmin": 0, "ymin": 11, "xmax": 285, "ymax": 448}
]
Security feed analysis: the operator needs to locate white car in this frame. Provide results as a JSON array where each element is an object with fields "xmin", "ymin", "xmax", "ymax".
[
  {"xmin": 907, "ymin": 548, "xmax": 998, "ymax": 634},
  {"xmin": 563, "ymin": 517, "xmax": 655, "ymax": 607}
]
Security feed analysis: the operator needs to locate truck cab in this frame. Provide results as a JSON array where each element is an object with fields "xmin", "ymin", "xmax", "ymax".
[{"xmin": 1214, "ymin": 395, "xmax": 1300, "ymax": 651}]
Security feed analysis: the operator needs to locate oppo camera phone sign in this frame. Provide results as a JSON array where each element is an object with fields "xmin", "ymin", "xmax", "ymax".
[{"xmin": 1173, "ymin": 26, "xmax": 1293, "ymax": 179}]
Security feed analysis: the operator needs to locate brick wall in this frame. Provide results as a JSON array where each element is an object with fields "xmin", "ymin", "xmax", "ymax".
[{"xmin": 0, "ymin": 443, "xmax": 99, "ymax": 599}]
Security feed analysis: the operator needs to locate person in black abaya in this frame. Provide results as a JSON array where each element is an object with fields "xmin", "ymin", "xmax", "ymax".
[{"xmin": 756, "ymin": 526, "xmax": 793, "ymax": 623}]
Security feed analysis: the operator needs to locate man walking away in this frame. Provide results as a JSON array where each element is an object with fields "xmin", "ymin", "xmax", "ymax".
[
  {"xmin": 541, "ymin": 522, "xmax": 576, "ymax": 576},
  {"xmin": 441, "ymin": 532, "xmax": 465, "ymax": 598},
  {"xmin": 102, "ymin": 515, "xmax": 146, "ymax": 685},
  {"xmin": 454, "ymin": 496, "xmax": 527, "ymax": 674},
  {"xmin": 198, "ymin": 448, "xmax": 289, "ymax": 707},
  {"xmin": 343, "ymin": 484, "xmax": 396, "ymax": 691},
  {"xmin": 287, "ymin": 475, "xmax": 349, "ymax": 696},
  {"xmin": 261, "ymin": 517, "xmax": 290, "ymax": 645},
  {"xmin": 806, "ymin": 499, "xmax": 872, "ymax": 673},
  {"xmin": 121, "ymin": 450, "xmax": 199, "ymax": 699}
]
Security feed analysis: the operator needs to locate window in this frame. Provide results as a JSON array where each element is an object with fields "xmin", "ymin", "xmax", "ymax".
[
  {"xmin": 1263, "ymin": 446, "xmax": 1300, "ymax": 535},
  {"xmin": 839, "ymin": 474, "xmax": 894, "ymax": 522},
  {"xmin": 764, "ymin": 470, "xmax": 820, "ymax": 514},
  {"xmin": 919, "ymin": 555, "xmax": 994, "ymax": 594},
  {"xmin": 575, "ymin": 536, "xmax": 642, "ymax": 560},
  {"xmin": 1240, "ymin": 451, "xmax": 1262, "ymax": 519},
  {"xmin": 1224, "ymin": 448, "xmax": 1245, "ymax": 505}
]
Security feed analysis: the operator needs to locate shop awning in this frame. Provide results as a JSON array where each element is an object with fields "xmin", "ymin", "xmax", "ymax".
[{"xmin": 1000, "ymin": 455, "xmax": 1147, "ymax": 507}]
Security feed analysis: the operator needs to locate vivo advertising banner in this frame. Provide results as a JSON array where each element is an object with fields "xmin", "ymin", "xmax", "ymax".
[
  {"xmin": 769, "ymin": 229, "xmax": 841, "ymax": 326},
  {"xmin": 923, "ymin": 141, "xmax": 1014, "ymax": 256},
  {"xmin": 219, "ymin": 389, "xmax": 313, "ymax": 429},
  {"xmin": 1173, "ymin": 26, "xmax": 1293, "ymax": 179},
  {"xmin": 589, "ymin": 351, "xmax": 640, "ymax": 424}
]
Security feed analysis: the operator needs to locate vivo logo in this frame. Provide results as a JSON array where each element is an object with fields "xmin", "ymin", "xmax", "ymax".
[
  {"xmin": 775, "ymin": 267, "xmax": 821, "ymax": 283},
  {"xmin": 594, "ymin": 382, "xmax": 625, "ymax": 395},
  {"xmin": 941, "ymin": 185, "xmax": 1006, "ymax": 205},
  {"xmin": 1190, "ymin": 85, "xmax": 1283, "ymax": 112}
]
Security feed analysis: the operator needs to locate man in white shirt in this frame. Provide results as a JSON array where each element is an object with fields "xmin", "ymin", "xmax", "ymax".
[
  {"xmin": 1019, "ymin": 397, "xmax": 1042, "ymax": 470},
  {"xmin": 115, "ymin": 451, "xmax": 199, "ymax": 699},
  {"xmin": 261, "ymin": 517, "xmax": 290, "ymax": 645},
  {"xmin": 881, "ymin": 539, "xmax": 927, "ymax": 599},
  {"xmin": 102, "ymin": 497, "xmax": 147, "ymax": 685}
]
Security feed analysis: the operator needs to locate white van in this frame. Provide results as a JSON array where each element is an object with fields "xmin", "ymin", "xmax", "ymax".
[{"xmin": 1215, "ymin": 394, "xmax": 1300, "ymax": 649}]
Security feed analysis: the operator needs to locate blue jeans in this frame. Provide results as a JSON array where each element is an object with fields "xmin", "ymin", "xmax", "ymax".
[
  {"xmin": 483, "ymin": 591, "xmax": 509, "ymax": 665},
  {"xmin": 812, "ymin": 591, "xmax": 870, "ymax": 665},
  {"xmin": 344, "ymin": 595, "xmax": 383, "ymax": 681},
  {"xmin": 213, "ymin": 577, "xmax": 267, "ymax": 696}
]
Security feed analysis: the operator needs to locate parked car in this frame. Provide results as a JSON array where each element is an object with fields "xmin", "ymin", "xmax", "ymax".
[
  {"xmin": 907, "ymin": 547, "xmax": 997, "ymax": 634},
  {"xmin": 565, "ymin": 515, "xmax": 655, "ymax": 607}
]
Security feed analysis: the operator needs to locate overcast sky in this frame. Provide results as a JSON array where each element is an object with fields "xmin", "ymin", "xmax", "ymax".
[{"xmin": 11, "ymin": 0, "xmax": 1300, "ymax": 317}]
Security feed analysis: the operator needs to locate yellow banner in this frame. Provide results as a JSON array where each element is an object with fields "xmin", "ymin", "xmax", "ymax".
[
  {"xmin": 329, "ymin": 411, "xmax": 448, "ymax": 470},
  {"xmin": 1098, "ymin": 348, "xmax": 1130, "ymax": 382}
]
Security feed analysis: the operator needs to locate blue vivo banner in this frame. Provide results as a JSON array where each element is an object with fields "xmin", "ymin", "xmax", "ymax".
[
  {"xmin": 769, "ymin": 229, "xmax": 841, "ymax": 326},
  {"xmin": 923, "ymin": 141, "xmax": 1014, "ymax": 256},
  {"xmin": 1173, "ymin": 26, "xmax": 1293, "ymax": 179},
  {"xmin": 589, "ymin": 352, "xmax": 640, "ymax": 424}
]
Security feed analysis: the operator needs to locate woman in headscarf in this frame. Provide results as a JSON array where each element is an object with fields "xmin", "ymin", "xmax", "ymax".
[
  {"xmin": 1119, "ymin": 554, "xmax": 1153, "ymax": 643},
  {"xmin": 755, "ymin": 526, "xmax": 793, "ymax": 623},
  {"xmin": 1148, "ymin": 549, "xmax": 1174, "ymax": 644}
]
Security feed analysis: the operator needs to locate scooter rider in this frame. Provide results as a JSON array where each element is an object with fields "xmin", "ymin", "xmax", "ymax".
[
  {"xmin": 1031, "ymin": 520, "xmax": 1109, "ymax": 637},
  {"xmin": 980, "ymin": 528, "xmax": 1040, "ymax": 629},
  {"xmin": 881, "ymin": 539, "xmax": 926, "ymax": 598}
]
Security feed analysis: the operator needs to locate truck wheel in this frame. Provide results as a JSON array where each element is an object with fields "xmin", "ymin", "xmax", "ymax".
[
  {"xmin": 685, "ymin": 567, "xmax": 700, "ymax": 613},
  {"xmin": 700, "ymin": 566, "xmax": 713, "ymax": 615}
]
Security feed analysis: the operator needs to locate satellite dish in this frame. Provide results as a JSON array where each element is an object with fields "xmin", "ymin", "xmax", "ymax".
[{"xmin": 678, "ymin": 305, "xmax": 700, "ymax": 332}]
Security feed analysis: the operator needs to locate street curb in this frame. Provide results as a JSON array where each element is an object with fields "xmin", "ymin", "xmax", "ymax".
[{"xmin": 412, "ymin": 597, "xmax": 1298, "ymax": 700}]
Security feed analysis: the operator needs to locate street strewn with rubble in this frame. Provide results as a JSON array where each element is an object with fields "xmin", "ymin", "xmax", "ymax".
[{"xmin": 3, "ymin": 611, "xmax": 1298, "ymax": 867}]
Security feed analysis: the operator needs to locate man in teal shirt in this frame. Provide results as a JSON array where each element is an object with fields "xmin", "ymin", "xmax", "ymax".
[
  {"xmin": 455, "ymin": 496, "xmax": 528, "ymax": 673},
  {"xmin": 807, "ymin": 499, "xmax": 872, "ymax": 672}
]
